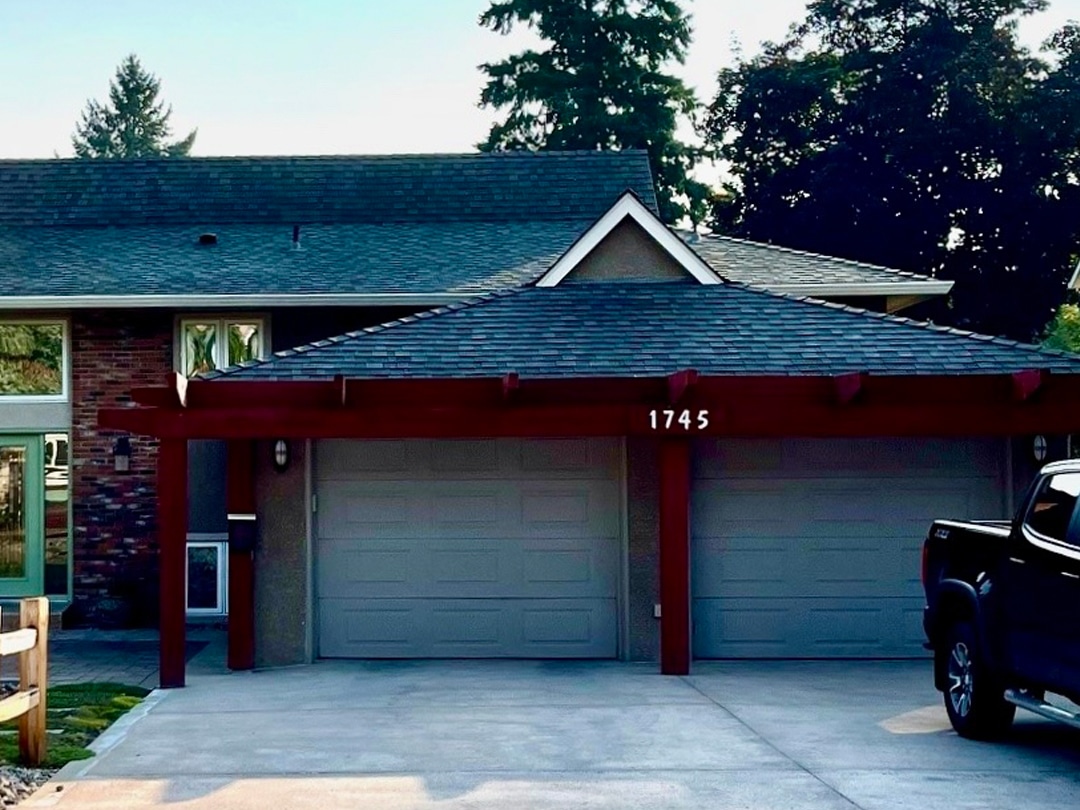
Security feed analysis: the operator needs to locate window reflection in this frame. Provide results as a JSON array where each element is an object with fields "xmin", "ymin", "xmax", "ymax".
[{"xmin": 45, "ymin": 432, "xmax": 69, "ymax": 595}]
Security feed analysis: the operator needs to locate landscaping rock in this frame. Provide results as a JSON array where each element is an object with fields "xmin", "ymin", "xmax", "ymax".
[{"xmin": 0, "ymin": 766, "xmax": 53, "ymax": 807}]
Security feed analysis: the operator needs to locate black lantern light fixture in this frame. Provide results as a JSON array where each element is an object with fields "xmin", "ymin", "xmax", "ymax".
[
  {"xmin": 272, "ymin": 439, "xmax": 289, "ymax": 473},
  {"xmin": 112, "ymin": 436, "xmax": 131, "ymax": 472}
]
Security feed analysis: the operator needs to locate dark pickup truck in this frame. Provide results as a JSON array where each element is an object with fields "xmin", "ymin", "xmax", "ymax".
[{"xmin": 923, "ymin": 460, "xmax": 1080, "ymax": 739}]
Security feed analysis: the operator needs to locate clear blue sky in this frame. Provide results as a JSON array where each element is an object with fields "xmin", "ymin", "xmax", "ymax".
[{"xmin": 0, "ymin": 0, "xmax": 1076, "ymax": 159}]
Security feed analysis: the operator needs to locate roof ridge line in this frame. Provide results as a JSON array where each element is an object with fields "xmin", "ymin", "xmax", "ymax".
[{"xmin": 202, "ymin": 286, "xmax": 532, "ymax": 379}]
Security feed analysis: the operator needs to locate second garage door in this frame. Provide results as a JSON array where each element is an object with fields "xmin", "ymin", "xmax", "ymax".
[
  {"xmin": 316, "ymin": 438, "xmax": 621, "ymax": 658},
  {"xmin": 692, "ymin": 438, "xmax": 1007, "ymax": 658}
]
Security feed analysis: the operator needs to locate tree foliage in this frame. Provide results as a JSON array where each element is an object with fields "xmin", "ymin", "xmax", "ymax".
[
  {"xmin": 72, "ymin": 54, "xmax": 197, "ymax": 159},
  {"xmin": 706, "ymin": 0, "xmax": 1080, "ymax": 341},
  {"xmin": 0, "ymin": 324, "xmax": 63, "ymax": 395},
  {"xmin": 478, "ymin": 0, "xmax": 711, "ymax": 224}
]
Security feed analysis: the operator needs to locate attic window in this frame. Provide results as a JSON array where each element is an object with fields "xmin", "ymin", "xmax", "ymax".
[{"xmin": 197, "ymin": 233, "xmax": 218, "ymax": 246}]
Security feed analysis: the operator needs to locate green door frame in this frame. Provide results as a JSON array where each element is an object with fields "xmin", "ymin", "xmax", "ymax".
[{"xmin": 0, "ymin": 435, "xmax": 43, "ymax": 597}]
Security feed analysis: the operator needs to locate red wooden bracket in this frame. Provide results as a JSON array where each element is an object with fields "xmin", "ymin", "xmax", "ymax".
[
  {"xmin": 667, "ymin": 369, "xmax": 699, "ymax": 404},
  {"xmin": 1012, "ymin": 369, "xmax": 1048, "ymax": 402},
  {"xmin": 833, "ymin": 372, "xmax": 865, "ymax": 406},
  {"xmin": 502, "ymin": 372, "xmax": 520, "ymax": 402}
]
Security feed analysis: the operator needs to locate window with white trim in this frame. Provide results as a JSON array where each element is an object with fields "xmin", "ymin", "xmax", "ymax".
[
  {"xmin": 186, "ymin": 541, "xmax": 228, "ymax": 615},
  {"xmin": 179, "ymin": 318, "xmax": 266, "ymax": 376},
  {"xmin": 0, "ymin": 321, "xmax": 68, "ymax": 400}
]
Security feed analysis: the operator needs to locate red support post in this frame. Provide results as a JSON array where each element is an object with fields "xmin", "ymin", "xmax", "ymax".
[
  {"xmin": 658, "ymin": 438, "xmax": 691, "ymax": 675},
  {"xmin": 157, "ymin": 438, "xmax": 188, "ymax": 688},
  {"xmin": 226, "ymin": 441, "xmax": 257, "ymax": 671}
]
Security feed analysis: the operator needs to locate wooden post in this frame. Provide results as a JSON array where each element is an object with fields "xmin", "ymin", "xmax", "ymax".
[
  {"xmin": 18, "ymin": 597, "xmax": 48, "ymax": 766},
  {"xmin": 658, "ymin": 439, "xmax": 691, "ymax": 675},
  {"xmin": 227, "ymin": 440, "xmax": 256, "ymax": 671},
  {"xmin": 158, "ymin": 439, "xmax": 188, "ymax": 688}
]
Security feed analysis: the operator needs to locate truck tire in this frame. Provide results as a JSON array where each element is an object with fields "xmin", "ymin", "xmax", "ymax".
[{"xmin": 941, "ymin": 621, "xmax": 1015, "ymax": 740}]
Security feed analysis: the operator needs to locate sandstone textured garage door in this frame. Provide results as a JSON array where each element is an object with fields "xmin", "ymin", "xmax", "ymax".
[
  {"xmin": 692, "ymin": 438, "xmax": 1006, "ymax": 658},
  {"xmin": 316, "ymin": 438, "xmax": 621, "ymax": 658}
]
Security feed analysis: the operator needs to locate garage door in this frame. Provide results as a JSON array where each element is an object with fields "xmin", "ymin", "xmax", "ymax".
[
  {"xmin": 316, "ymin": 438, "xmax": 621, "ymax": 658},
  {"xmin": 692, "ymin": 438, "xmax": 1007, "ymax": 658}
]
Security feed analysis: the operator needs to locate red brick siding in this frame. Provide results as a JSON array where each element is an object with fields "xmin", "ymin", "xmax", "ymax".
[{"xmin": 71, "ymin": 310, "xmax": 172, "ymax": 627}]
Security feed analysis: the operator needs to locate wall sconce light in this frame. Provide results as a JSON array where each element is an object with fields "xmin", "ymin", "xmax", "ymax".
[
  {"xmin": 272, "ymin": 439, "xmax": 289, "ymax": 473},
  {"xmin": 113, "ymin": 436, "xmax": 132, "ymax": 473}
]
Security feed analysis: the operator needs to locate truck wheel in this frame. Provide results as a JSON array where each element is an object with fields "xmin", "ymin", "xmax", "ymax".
[{"xmin": 941, "ymin": 621, "xmax": 1015, "ymax": 740}]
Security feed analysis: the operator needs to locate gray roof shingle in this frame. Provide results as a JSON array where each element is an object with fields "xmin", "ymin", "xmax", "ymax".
[
  {"xmin": 206, "ymin": 280, "xmax": 1080, "ymax": 380},
  {"xmin": 688, "ymin": 235, "xmax": 949, "ymax": 290},
  {"xmin": 0, "ymin": 151, "xmax": 656, "ymax": 299},
  {"xmin": 0, "ymin": 151, "xmax": 658, "ymax": 226},
  {"xmin": 0, "ymin": 222, "xmax": 583, "ymax": 297}
]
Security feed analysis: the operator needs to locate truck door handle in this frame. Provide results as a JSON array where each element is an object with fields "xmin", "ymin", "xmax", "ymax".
[
  {"xmin": 1062, "ymin": 572, "xmax": 1080, "ymax": 580},
  {"xmin": 1008, "ymin": 557, "xmax": 1026, "ymax": 565}
]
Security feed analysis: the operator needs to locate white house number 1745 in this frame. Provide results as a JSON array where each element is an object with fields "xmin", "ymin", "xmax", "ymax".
[{"xmin": 649, "ymin": 409, "xmax": 710, "ymax": 431}]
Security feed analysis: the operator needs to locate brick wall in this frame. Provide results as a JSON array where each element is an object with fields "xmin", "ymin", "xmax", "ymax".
[{"xmin": 70, "ymin": 310, "xmax": 172, "ymax": 627}]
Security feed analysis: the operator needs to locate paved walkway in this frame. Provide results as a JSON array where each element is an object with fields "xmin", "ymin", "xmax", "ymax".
[
  {"xmin": 0, "ymin": 629, "xmax": 226, "ymax": 688},
  {"xmin": 22, "ymin": 660, "xmax": 1080, "ymax": 810}
]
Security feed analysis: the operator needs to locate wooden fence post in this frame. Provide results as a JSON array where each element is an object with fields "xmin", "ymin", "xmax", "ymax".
[{"xmin": 18, "ymin": 597, "xmax": 48, "ymax": 766}]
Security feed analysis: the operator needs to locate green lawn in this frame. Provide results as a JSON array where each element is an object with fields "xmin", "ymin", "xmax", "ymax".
[{"xmin": 0, "ymin": 682, "xmax": 150, "ymax": 768}]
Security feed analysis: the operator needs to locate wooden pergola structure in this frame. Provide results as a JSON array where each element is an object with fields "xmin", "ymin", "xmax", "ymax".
[{"xmin": 100, "ymin": 368, "xmax": 1080, "ymax": 686}]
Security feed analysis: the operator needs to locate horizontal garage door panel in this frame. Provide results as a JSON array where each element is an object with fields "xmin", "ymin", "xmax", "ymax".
[
  {"xmin": 320, "ymin": 598, "xmax": 617, "ymax": 658},
  {"xmin": 316, "ymin": 439, "xmax": 620, "ymax": 658},
  {"xmin": 693, "ymin": 438, "xmax": 1005, "ymax": 659}
]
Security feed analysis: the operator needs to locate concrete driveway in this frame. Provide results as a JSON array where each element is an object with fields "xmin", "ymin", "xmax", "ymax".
[{"xmin": 25, "ymin": 660, "xmax": 1080, "ymax": 809}]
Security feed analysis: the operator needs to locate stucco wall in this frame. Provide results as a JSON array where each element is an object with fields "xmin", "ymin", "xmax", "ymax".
[
  {"xmin": 253, "ymin": 439, "xmax": 310, "ymax": 667},
  {"xmin": 568, "ymin": 219, "xmax": 687, "ymax": 283},
  {"xmin": 626, "ymin": 437, "xmax": 660, "ymax": 661}
]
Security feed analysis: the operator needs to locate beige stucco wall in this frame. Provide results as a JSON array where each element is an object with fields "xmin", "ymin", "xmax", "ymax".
[
  {"xmin": 626, "ymin": 437, "xmax": 660, "ymax": 661},
  {"xmin": 568, "ymin": 219, "xmax": 687, "ymax": 283},
  {"xmin": 253, "ymin": 439, "xmax": 309, "ymax": 667}
]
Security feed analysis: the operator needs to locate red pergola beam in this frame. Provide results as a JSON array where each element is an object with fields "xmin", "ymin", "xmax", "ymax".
[
  {"xmin": 226, "ymin": 441, "xmax": 256, "ymax": 672},
  {"xmin": 833, "ymin": 372, "xmax": 865, "ymax": 406},
  {"xmin": 1012, "ymin": 369, "xmax": 1048, "ymax": 402},
  {"xmin": 667, "ymin": 369, "xmax": 699, "ymax": 404},
  {"xmin": 100, "ymin": 397, "xmax": 1080, "ymax": 441},
  {"xmin": 659, "ymin": 439, "xmax": 691, "ymax": 675},
  {"xmin": 157, "ymin": 439, "xmax": 187, "ymax": 688}
]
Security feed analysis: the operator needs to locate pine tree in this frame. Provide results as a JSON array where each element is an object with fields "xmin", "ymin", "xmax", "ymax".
[
  {"xmin": 478, "ymin": 0, "xmax": 710, "ymax": 225},
  {"xmin": 72, "ymin": 54, "xmax": 197, "ymax": 159}
]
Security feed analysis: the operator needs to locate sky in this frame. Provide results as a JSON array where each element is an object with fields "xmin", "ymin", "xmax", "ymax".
[{"xmin": 0, "ymin": 0, "xmax": 1078, "ymax": 159}]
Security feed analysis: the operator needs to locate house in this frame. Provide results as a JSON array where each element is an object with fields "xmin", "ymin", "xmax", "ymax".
[{"xmin": 4, "ymin": 150, "xmax": 1075, "ymax": 683}]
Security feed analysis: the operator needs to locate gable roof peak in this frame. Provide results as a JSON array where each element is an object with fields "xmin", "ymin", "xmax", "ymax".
[{"xmin": 535, "ymin": 191, "xmax": 724, "ymax": 287}]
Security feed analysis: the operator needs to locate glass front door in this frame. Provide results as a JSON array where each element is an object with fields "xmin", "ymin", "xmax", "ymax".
[{"xmin": 0, "ymin": 437, "xmax": 42, "ymax": 597}]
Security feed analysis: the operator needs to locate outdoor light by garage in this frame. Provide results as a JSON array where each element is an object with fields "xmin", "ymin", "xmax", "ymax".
[
  {"xmin": 272, "ymin": 439, "xmax": 289, "ymax": 472},
  {"xmin": 112, "ymin": 436, "xmax": 131, "ymax": 472}
]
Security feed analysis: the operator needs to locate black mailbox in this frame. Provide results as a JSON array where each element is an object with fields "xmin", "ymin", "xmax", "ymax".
[{"xmin": 228, "ymin": 513, "xmax": 257, "ymax": 553}]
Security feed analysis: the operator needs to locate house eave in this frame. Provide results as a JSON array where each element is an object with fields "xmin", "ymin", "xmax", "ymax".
[
  {"xmin": 0, "ymin": 293, "xmax": 472, "ymax": 310},
  {"xmin": 765, "ymin": 281, "xmax": 954, "ymax": 297}
]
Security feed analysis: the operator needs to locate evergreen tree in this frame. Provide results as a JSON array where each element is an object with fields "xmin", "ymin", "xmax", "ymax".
[
  {"xmin": 478, "ymin": 0, "xmax": 710, "ymax": 225},
  {"xmin": 72, "ymin": 54, "xmax": 197, "ymax": 159}
]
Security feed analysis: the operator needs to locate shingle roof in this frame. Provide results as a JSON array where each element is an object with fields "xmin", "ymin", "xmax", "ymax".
[
  {"xmin": 0, "ymin": 152, "xmax": 658, "ymax": 226},
  {"xmin": 0, "ymin": 151, "xmax": 656, "ymax": 300},
  {"xmin": 687, "ymin": 234, "xmax": 950, "ymax": 291},
  {"xmin": 0, "ymin": 222, "xmax": 583, "ymax": 297},
  {"xmin": 206, "ymin": 280, "xmax": 1080, "ymax": 380}
]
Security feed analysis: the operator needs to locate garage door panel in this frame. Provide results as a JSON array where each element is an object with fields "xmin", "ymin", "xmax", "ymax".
[
  {"xmin": 316, "ymin": 438, "xmax": 620, "ymax": 658},
  {"xmin": 695, "ymin": 597, "xmax": 931, "ymax": 658},
  {"xmin": 693, "ymin": 438, "xmax": 1006, "ymax": 658},
  {"xmin": 319, "ymin": 598, "xmax": 617, "ymax": 658}
]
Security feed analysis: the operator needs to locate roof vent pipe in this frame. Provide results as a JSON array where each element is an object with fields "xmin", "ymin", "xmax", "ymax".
[{"xmin": 292, "ymin": 225, "xmax": 301, "ymax": 250}]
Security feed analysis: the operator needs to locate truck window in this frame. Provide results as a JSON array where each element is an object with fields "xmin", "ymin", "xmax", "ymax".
[{"xmin": 1024, "ymin": 472, "xmax": 1080, "ymax": 545}]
